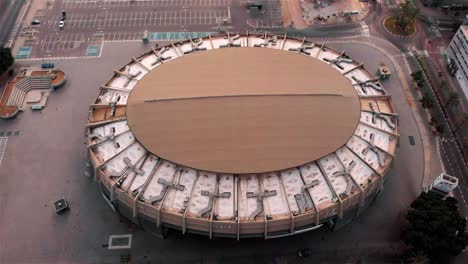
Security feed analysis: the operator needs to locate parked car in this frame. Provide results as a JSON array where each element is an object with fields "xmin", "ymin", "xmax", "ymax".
[
  {"xmin": 31, "ymin": 19, "xmax": 40, "ymax": 25},
  {"xmin": 59, "ymin": 20, "xmax": 65, "ymax": 29}
]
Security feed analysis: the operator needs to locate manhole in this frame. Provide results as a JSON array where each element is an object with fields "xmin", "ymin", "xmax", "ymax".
[
  {"xmin": 53, "ymin": 198, "xmax": 69, "ymax": 214},
  {"xmin": 108, "ymin": 234, "xmax": 132, "ymax": 249}
]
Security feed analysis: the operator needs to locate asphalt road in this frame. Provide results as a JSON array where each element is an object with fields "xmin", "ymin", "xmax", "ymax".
[{"xmin": 0, "ymin": 0, "xmax": 25, "ymax": 47}]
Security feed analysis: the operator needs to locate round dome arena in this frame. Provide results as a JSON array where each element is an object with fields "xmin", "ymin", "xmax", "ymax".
[{"xmin": 86, "ymin": 33, "xmax": 399, "ymax": 239}]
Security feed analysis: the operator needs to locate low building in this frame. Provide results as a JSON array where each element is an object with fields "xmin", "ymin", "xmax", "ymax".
[{"xmin": 446, "ymin": 25, "xmax": 468, "ymax": 100}]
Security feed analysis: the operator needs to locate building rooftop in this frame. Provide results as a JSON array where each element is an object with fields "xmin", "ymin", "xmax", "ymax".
[
  {"xmin": 127, "ymin": 48, "xmax": 360, "ymax": 174},
  {"xmin": 461, "ymin": 25, "xmax": 468, "ymax": 39},
  {"xmin": 86, "ymin": 33, "xmax": 399, "ymax": 238}
]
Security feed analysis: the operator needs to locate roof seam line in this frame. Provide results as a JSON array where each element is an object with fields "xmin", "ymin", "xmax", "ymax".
[{"xmin": 143, "ymin": 93, "xmax": 344, "ymax": 103}]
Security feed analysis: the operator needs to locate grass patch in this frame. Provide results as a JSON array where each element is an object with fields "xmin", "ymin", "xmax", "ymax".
[{"xmin": 384, "ymin": 16, "xmax": 416, "ymax": 36}]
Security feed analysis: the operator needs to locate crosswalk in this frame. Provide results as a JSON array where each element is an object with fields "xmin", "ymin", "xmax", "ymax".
[
  {"xmin": 402, "ymin": 49, "xmax": 429, "ymax": 57},
  {"xmin": 384, "ymin": 0, "xmax": 398, "ymax": 8},
  {"xmin": 4, "ymin": 24, "xmax": 20, "ymax": 48},
  {"xmin": 0, "ymin": 137, "xmax": 7, "ymax": 166},
  {"xmin": 360, "ymin": 21, "xmax": 370, "ymax": 37}
]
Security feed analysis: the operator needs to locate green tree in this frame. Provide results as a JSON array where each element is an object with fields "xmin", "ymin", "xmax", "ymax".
[
  {"xmin": 445, "ymin": 92, "xmax": 460, "ymax": 109},
  {"xmin": 419, "ymin": 93, "xmax": 434, "ymax": 109},
  {"xmin": 435, "ymin": 123, "xmax": 445, "ymax": 134},
  {"xmin": 397, "ymin": 0, "xmax": 420, "ymax": 32},
  {"xmin": 401, "ymin": 192, "xmax": 468, "ymax": 262},
  {"xmin": 0, "ymin": 47, "xmax": 14, "ymax": 75}
]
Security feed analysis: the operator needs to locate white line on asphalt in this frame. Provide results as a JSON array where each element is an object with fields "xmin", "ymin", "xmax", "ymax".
[
  {"xmin": 0, "ymin": 137, "xmax": 8, "ymax": 166},
  {"xmin": 360, "ymin": 21, "xmax": 370, "ymax": 37}
]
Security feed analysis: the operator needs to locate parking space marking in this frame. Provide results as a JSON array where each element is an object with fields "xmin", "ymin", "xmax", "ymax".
[{"xmin": 62, "ymin": 0, "xmax": 230, "ymax": 9}]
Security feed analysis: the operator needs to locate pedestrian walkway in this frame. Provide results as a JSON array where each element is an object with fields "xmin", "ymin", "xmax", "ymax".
[
  {"xmin": 0, "ymin": 137, "xmax": 7, "ymax": 166},
  {"xmin": 360, "ymin": 22, "xmax": 370, "ymax": 37},
  {"xmin": 384, "ymin": 0, "xmax": 398, "ymax": 8},
  {"xmin": 5, "ymin": 25, "xmax": 20, "ymax": 47},
  {"xmin": 402, "ymin": 49, "xmax": 429, "ymax": 58}
]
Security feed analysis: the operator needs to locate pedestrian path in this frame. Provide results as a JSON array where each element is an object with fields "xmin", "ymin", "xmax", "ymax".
[
  {"xmin": 4, "ymin": 25, "xmax": 19, "ymax": 48},
  {"xmin": 0, "ymin": 137, "xmax": 7, "ymax": 166},
  {"xmin": 360, "ymin": 22, "xmax": 370, "ymax": 37},
  {"xmin": 384, "ymin": 0, "xmax": 398, "ymax": 8},
  {"xmin": 402, "ymin": 49, "xmax": 429, "ymax": 58}
]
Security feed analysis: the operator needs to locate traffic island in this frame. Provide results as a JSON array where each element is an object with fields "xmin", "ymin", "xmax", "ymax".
[{"xmin": 383, "ymin": 16, "xmax": 417, "ymax": 38}]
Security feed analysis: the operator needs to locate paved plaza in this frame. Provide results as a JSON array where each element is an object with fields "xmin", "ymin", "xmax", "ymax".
[{"xmin": 0, "ymin": 39, "xmax": 443, "ymax": 263}]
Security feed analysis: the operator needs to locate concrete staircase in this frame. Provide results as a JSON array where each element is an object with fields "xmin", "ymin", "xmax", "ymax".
[{"xmin": 7, "ymin": 76, "xmax": 51, "ymax": 108}]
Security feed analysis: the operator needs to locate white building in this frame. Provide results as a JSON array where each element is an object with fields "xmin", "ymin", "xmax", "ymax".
[{"xmin": 447, "ymin": 25, "xmax": 468, "ymax": 100}]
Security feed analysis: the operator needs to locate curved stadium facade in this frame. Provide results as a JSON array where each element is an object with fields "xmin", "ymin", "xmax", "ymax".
[{"xmin": 86, "ymin": 33, "xmax": 399, "ymax": 239}]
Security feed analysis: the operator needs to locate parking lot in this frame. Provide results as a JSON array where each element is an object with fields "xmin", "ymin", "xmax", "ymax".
[
  {"xmin": 47, "ymin": 9, "xmax": 229, "ymax": 29},
  {"xmin": 15, "ymin": 0, "xmax": 282, "ymax": 58},
  {"xmin": 61, "ymin": 0, "xmax": 231, "ymax": 9}
]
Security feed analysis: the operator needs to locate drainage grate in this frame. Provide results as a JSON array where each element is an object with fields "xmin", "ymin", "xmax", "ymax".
[
  {"xmin": 108, "ymin": 234, "xmax": 132, "ymax": 249},
  {"xmin": 409, "ymin": 136, "xmax": 415, "ymax": 146},
  {"xmin": 0, "ymin": 137, "xmax": 7, "ymax": 165}
]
